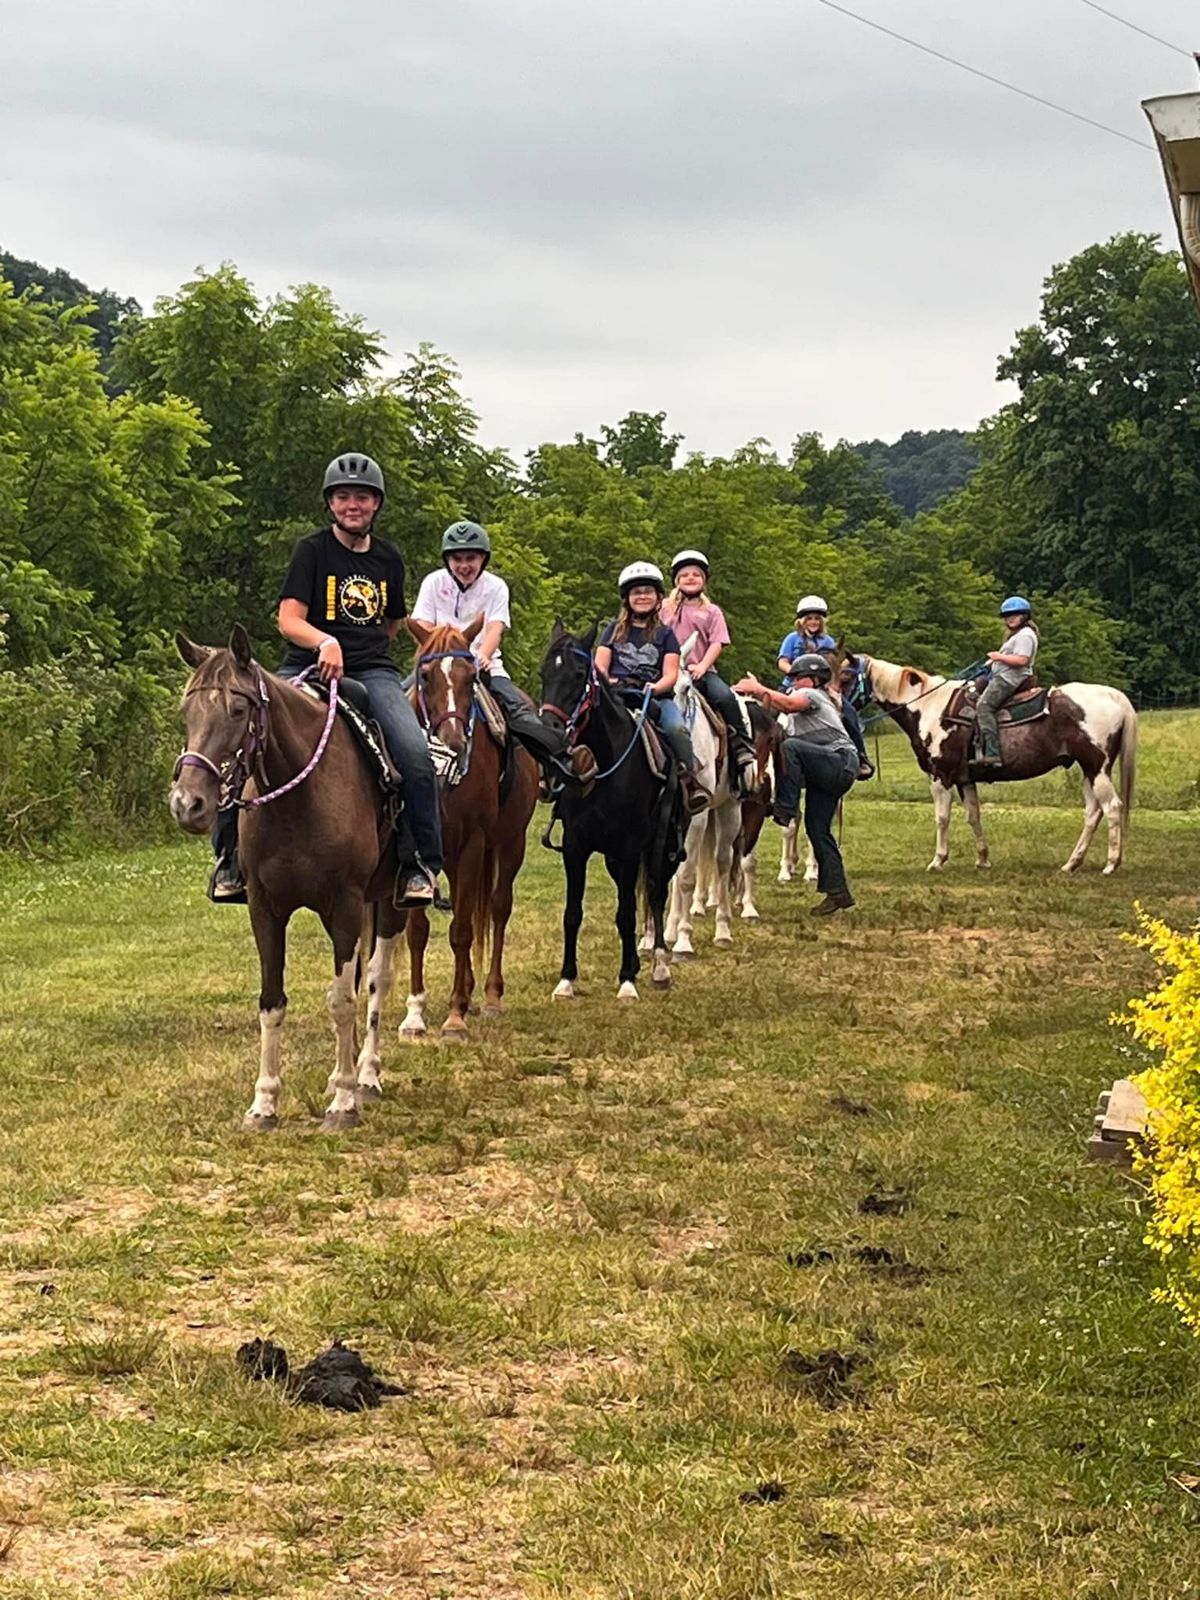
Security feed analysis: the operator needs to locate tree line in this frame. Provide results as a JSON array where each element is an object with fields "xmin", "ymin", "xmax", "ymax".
[{"xmin": 1, "ymin": 231, "xmax": 1195, "ymax": 852}]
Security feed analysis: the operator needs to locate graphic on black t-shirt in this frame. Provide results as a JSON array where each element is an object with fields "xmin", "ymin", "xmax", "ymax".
[{"xmin": 334, "ymin": 574, "xmax": 386, "ymax": 625}]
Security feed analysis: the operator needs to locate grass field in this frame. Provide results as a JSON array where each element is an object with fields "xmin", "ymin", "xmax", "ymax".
[{"xmin": 1, "ymin": 722, "xmax": 1199, "ymax": 1598}]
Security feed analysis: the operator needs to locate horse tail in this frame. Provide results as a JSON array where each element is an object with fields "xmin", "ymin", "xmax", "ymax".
[
  {"xmin": 1118, "ymin": 694, "xmax": 1138, "ymax": 825},
  {"xmin": 473, "ymin": 844, "xmax": 496, "ymax": 969}
]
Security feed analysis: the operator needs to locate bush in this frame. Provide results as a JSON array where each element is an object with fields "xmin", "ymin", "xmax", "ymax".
[{"xmin": 1121, "ymin": 909, "xmax": 1200, "ymax": 1333}]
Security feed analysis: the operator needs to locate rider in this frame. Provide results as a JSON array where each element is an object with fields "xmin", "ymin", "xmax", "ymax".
[
  {"xmin": 975, "ymin": 596, "xmax": 1039, "ymax": 768},
  {"xmin": 778, "ymin": 594, "xmax": 873, "ymax": 780},
  {"xmin": 734, "ymin": 653, "xmax": 858, "ymax": 915},
  {"xmin": 595, "ymin": 561, "xmax": 709, "ymax": 816},
  {"xmin": 661, "ymin": 549, "xmax": 758, "ymax": 792},
  {"xmin": 410, "ymin": 520, "xmax": 583, "ymax": 782},
  {"xmin": 208, "ymin": 452, "xmax": 443, "ymax": 908}
]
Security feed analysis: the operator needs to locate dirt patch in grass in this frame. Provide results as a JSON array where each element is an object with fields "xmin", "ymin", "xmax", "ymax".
[
  {"xmin": 363, "ymin": 1157, "xmax": 572, "ymax": 1236},
  {"xmin": 904, "ymin": 1081, "xmax": 972, "ymax": 1104},
  {"xmin": 324, "ymin": 1486, "xmax": 525, "ymax": 1599}
]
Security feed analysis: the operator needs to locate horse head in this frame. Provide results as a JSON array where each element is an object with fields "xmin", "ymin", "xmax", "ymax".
[
  {"xmin": 407, "ymin": 617, "xmax": 481, "ymax": 757},
  {"xmin": 539, "ymin": 619, "xmax": 599, "ymax": 740},
  {"xmin": 170, "ymin": 626, "xmax": 265, "ymax": 834}
]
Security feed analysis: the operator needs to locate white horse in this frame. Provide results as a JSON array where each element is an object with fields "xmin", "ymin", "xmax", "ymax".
[
  {"xmin": 848, "ymin": 653, "xmax": 1138, "ymax": 873},
  {"xmin": 663, "ymin": 663, "xmax": 743, "ymax": 957}
]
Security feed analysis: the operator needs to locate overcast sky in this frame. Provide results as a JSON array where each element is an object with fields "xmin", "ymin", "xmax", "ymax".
[{"xmin": 1, "ymin": 0, "xmax": 1195, "ymax": 458}]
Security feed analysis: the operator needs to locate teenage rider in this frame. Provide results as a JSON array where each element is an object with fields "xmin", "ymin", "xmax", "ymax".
[{"xmin": 209, "ymin": 453, "xmax": 443, "ymax": 908}]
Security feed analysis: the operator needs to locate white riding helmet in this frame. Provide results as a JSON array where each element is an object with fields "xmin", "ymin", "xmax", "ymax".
[
  {"xmin": 618, "ymin": 561, "xmax": 665, "ymax": 598},
  {"xmin": 670, "ymin": 548, "xmax": 710, "ymax": 578},
  {"xmin": 796, "ymin": 594, "xmax": 828, "ymax": 616}
]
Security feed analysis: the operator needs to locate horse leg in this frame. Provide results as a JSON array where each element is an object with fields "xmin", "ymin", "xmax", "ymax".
[
  {"xmin": 1061, "ymin": 770, "xmax": 1104, "ymax": 874},
  {"xmin": 712, "ymin": 805, "xmax": 739, "ymax": 948},
  {"xmin": 483, "ymin": 854, "xmax": 516, "ymax": 1018},
  {"xmin": 671, "ymin": 815, "xmax": 703, "ymax": 960},
  {"xmin": 803, "ymin": 829, "xmax": 819, "ymax": 883},
  {"xmin": 444, "ymin": 837, "xmax": 484, "ymax": 1038},
  {"xmin": 355, "ymin": 907, "xmax": 398, "ymax": 1101},
  {"xmin": 927, "ymin": 779, "xmax": 953, "ymax": 870},
  {"xmin": 245, "ymin": 899, "xmax": 287, "ymax": 1132},
  {"xmin": 321, "ymin": 901, "xmax": 366, "ymax": 1133},
  {"xmin": 554, "ymin": 844, "xmax": 588, "ymax": 1000},
  {"xmin": 1096, "ymin": 767, "xmax": 1124, "ymax": 874},
  {"xmin": 778, "ymin": 820, "xmax": 796, "ymax": 883},
  {"xmin": 401, "ymin": 907, "xmax": 430, "ymax": 1037},
  {"xmin": 613, "ymin": 853, "xmax": 642, "ymax": 1001},
  {"xmin": 740, "ymin": 843, "xmax": 761, "ymax": 922},
  {"xmin": 961, "ymin": 782, "xmax": 990, "ymax": 869}
]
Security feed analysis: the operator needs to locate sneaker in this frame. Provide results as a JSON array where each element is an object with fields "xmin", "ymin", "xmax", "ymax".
[
  {"xmin": 810, "ymin": 891, "xmax": 855, "ymax": 916},
  {"xmin": 395, "ymin": 866, "xmax": 438, "ymax": 909},
  {"xmin": 207, "ymin": 861, "xmax": 247, "ymax": 905}
]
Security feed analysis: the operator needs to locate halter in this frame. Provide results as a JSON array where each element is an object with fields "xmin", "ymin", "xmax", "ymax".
[
  {"xmin": 539, "ymin": 647, "xmax": 598, "ymax": 744},
  {"xmin": 174, "ymin": 663, "xmax": 339, "ymax": 809},
  {"xmin": 414, "ymin": 646, "xmax": 478, "ymax": 783}
]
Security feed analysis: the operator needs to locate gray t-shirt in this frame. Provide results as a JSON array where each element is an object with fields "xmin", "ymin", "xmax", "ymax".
[
  {"xmin": 783, "ymin": 687, "xmax": 856, "ymax": 754},
  {"xmin": 992, "ymin": 625, "xmax": 1038, "ymax": 689}
]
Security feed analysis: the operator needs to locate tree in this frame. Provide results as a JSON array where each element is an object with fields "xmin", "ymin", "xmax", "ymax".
[
  {"xmin": 0, "ymin": 248, "xmax": 140, "ymax": 367},
  {"xmin": 852, "ymin": 429, "xmax": 979, "ymax": 516},
  {"xmin": 600, "ymin": 410, "xmax": 682, "ymax": 476}
]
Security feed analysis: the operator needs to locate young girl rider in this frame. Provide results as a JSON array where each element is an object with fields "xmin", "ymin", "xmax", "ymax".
[
  {"xmin": 595, "ymin": 562, "xmax": 709, "ymax": 815},
  {"xmin": 734, "ymin": 653, "xmax": 858, "ymax": 916},
  {"xmin": 410, "ymin": 519, "xmax": 574, "ymax": 779},
  {"xmin": 661, "ymin": 549, "xmax": 758, "ymax": 791},
  {"xmin": 778, "ymin": 593, "xmax": 873, "ymax": 780},
  {"xmin": 975, "ymin": 596, "xmax": 1038, "ymax": 767}
]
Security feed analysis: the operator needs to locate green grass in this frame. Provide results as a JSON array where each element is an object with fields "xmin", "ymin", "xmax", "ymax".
[{"xmin": 0, "ymin": 759, "xmax": 1198, "ymax": 1595}]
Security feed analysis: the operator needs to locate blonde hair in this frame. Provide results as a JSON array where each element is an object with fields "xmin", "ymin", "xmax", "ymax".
[{"xmin": 668, "ymin": 580, "xmax": 711, "ymax": 615}]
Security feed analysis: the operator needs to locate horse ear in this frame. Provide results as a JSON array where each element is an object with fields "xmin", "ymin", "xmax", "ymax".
[
  {"xmin": 462, "ymin": 611, "xmax": 486, "ymax": 645},
  {"xmin": 550, "ymin": 617, "xmax": 566, "ymax": 644},
  {"xmin": 229, "ymin": 625, "xmax": 253, "ymax": 667},
  {"xmin": 906, "ymin": 669, "xmax": 923, "ymax": 690},
  {"xmin": 406, "ymin": 617, "xmax": 433, "ymax": 646},
  {"xmin": 580, "ymin": 620, "xmax": 599, "ymax": 653},
  {"xmin": 176, "ymin": 632, "xmax": 211, "ymax": 669}
]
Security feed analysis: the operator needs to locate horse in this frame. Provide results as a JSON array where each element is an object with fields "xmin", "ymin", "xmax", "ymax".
[
  {"xmin": 538, "ymin": 621, "xmax": 685, "ymax": 1000},
  {"xmin": 844, "ymin": 651, "xmax": 1138, "ymax": 873},
  {"xmin": 390, "ymin": 618, "xmax": 539, "ymax": 1040},
  {"xmin": 663, "ymin": 649, "xmax": 744, "ymax": 957},
  {"xmin": 690, "ymin": 697, "xmax": 781, "ymax": 925},
  {"xmin": 168, "ymin": 626, "xmax": 405, "ymax": 1133}
]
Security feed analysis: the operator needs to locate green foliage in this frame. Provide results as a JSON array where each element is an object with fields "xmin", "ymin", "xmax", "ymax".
[
  {"xmin": 853, "ymin": 428, "xmax": 979, "ymax": 516},
  {"xmin": 0, "ymin": 245, "xmax": 140, "ymax": 364}
]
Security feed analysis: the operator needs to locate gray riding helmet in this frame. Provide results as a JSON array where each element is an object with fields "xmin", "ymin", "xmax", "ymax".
[
  {"xmin": 441, "ymin": 520, "xmax": 492, "ymax": 568},
  {"xmin": 322, "ymin": 453, "xmax": 386, "ymax": 503},
  {"xmin": 792, "ymin": 652, "xmax": 833, "ymax": 684}
]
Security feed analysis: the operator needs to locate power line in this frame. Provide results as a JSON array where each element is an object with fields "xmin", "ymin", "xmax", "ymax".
[
  {"xmin": 1076, "ymin": 0, "xmax": 1193, "ymax": 62},
  {"xmin": 815, "ymin": 0, "xmax": 1154, "ymax": 152}
]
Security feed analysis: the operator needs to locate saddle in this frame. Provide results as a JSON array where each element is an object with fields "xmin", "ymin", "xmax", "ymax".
[
  {"xmin": 943, "ymin": 678, "xmax": 1050, "ymax": 729},
  {"xmin": 681, "ymin": 687, "xmax": 729, "ymax": 784},
  {"xmin": 300, "ymin": 678, "xmax": 400, "ymax": 790}
]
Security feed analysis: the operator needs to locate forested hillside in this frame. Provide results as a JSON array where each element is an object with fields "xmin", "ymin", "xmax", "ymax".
[
  {"xmin": 852, "ymin": 429, "xmax": 979, "ymax": 516},
  {"xmin": 1, "ymin": 232, "xmax": 1196, "ymax": 852}
]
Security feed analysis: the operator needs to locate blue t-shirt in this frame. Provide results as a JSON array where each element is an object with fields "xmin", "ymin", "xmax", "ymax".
[
  {"xmin": 599, "ymin": 621, "xmax": 681, "ymax": 691},
  {"xmin": 779, "ymin": 628, "xmax": 836, "ymax": 688}
]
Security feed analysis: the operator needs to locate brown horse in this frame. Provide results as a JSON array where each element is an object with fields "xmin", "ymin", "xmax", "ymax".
[
  {"xmin": 387, "ymin": 618, "xmax": 539, "ymax": 1040},
  {"xmin": 169, "ymin": 626, "xmax": 405, "ymax": 1132}
]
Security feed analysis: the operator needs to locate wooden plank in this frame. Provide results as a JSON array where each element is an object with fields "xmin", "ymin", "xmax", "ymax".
[{"xmin": 1086, "ymin": 1078, "xmax": 1149, "ymax": 1167}]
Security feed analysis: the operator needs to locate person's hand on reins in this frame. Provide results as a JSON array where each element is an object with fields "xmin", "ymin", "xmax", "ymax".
[{"xmin": 317, "ymin": 636, "xmax": 344, "ymax": 682}]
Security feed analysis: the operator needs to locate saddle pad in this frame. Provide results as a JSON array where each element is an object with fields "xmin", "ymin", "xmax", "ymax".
[
  {"xmin": 638, "ymin": 715, "xmax": 668, "ymax": 778},
  {"xmin": 944, "ymin": 683, "xmax": 1051, "ymax": 728},
  {"xmin": 300, "ymin": 682, "xmax": 398, "ymax": 788},
  {"xmin": 473, "ymin": 681, "xmax": 508, "ymax": 744}
]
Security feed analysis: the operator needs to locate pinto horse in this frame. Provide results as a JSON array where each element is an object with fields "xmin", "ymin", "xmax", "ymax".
[
  {"xmin": 169, "ymin": 626, "xmax": 404, "ymax": 1132},
  {"xmin": 386, "ymin": 618, "xmax": 538, "ymax": 1041},
  {"xmin": 538, "ymin": 621, "xmax": 685, "ymax": 1000},
  {"xmin": 845, "ymin": 652, "xmax": 1138, "ymax": 873}
]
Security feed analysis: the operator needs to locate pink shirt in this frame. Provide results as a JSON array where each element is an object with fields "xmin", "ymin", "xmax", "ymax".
[{"xmin": 662, "ymin": 598, "xmax": 731, "ymax": 666}]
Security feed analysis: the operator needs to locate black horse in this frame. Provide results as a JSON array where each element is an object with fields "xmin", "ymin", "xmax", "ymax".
[{"xmin": 538, "ymin": 621, "xmax": 686, "ymax": 1001}]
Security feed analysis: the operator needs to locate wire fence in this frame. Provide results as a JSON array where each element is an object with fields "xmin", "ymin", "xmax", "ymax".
[{"xmin": 1129, "ymin": 686, "xmax": 1200, "ymax": 712}]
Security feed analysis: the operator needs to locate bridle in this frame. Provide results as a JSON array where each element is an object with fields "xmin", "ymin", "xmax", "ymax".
[
  {"xmin": 173, "ymin": 662, "xmax": 339, "ymax": 809},
  {"xmin": 539, "ymin": 646, "xmax": 598, "ymax": 746},
  {"xmin": 414, "ymin": 646, "xmax": 478, "ymax": 782}
]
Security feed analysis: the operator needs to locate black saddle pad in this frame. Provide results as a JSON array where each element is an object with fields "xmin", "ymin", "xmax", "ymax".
[{"xmin": 946, "ymin": 684, "xmax": 1051, "ymax": 729}]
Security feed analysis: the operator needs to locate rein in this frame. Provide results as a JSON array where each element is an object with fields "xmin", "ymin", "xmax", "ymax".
[
  {"xmin": 174, "ymin": 664, "xmax": 339, "ymax": 809},
  {"xmin": 540, "ymin": 649, "xmax": 652, "ymax": 786}
]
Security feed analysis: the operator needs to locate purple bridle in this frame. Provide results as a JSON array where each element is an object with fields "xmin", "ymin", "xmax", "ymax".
[
  {"xmin": 173, "ymin": 662, "xmax": 339, "ymax": 809},
  {"xmin": 415, "ymin": 648, "xmax": 478, "ymax": 736}
]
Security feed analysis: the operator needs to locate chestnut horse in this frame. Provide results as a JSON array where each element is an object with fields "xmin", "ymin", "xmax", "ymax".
[
  {"xmin": 387, "ymin": 619, "xmax": 539, "ymax": 1040},
  {"xmin": 169, "ymin": 626, "xmax": 405, "ymax": 1132}
]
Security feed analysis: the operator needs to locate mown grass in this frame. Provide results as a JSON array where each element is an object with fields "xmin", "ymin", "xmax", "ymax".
[{"xmin": 0, "ymin": 751, "xmax": 1198, "ymax": 1596}]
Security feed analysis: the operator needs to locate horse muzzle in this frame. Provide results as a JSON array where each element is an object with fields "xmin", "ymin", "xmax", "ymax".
[{"xmin": 169, "ymin": 773, "xmax": 218, "ymax": 834}]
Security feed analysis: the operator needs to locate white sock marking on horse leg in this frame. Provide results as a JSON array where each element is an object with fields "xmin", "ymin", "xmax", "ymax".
[
  {"xmin": 741, "ymin": 847, "xmax": 760, "ymax": 920},
  {"xmin": 248, "ymin": 1006, "xmax": 286, "ymax": 1123},
  {"xmin": 927, "ymin": 780, "xmax": 952, "ymax": 870},
  {"xmin": 326, "ymin": 965, "xmax": 359, "ymax": 1115},
  {"xmin": 617, "ymin": 979, "xmax": 639, "ymax": 1002},
  {"xmin": 1063, "ymin": 776, "xmax": 1103, "ymax": 872},
  {"xmin": 962, "ymin": 783, "xmax": 990, "ymax": 868},
  {"xmin": 400, "ymin": 990, "xmax": 427, "ymax": 1035},
  {"xmin": 356, "ymin": 934, "xmax": 396, "ymax": 1093},
  {"xmin": 552, "ymin": 978, "xmax": 576, "ymax": 1001},
  {"xmin": 1094, "ymin": 770, "xmax": 1123, "ymax": 873}
]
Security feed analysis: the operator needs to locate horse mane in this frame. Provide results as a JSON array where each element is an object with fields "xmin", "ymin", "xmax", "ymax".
[
  {"xmin": 419, "ymin": 622, "xmax": 472, "ymax": 658},
  {"xmin": 865, "ymin": 655, "xmax": 946, "ymax": 702}
]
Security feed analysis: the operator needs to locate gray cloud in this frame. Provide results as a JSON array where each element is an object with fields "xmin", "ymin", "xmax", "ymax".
[{"xmin": 1, "ymin": 0, "xmax": 1194, "ymax": 454}]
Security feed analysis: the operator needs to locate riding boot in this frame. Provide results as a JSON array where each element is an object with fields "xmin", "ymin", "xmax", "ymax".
[
  {"xmin": 811, "ymin": 890, "xmax": 855, "ymax": 915},
  {"xmin": 681, "ymin": 765, "xmax": 709, "ymax": 816},
  {"xmin": 207, "ymin": 853, "xmax": 247, "ymax": 904},
  {"xmin": 729, "ymin": 730, "xmax": 759, "ymax": 793},
  {"xmin": 976, "ymin": 736, "xmax": 1002, "ymax": 769},
  {"xmin": 538, "ymin": 747, "xmax": 598, "ymax": 801}
]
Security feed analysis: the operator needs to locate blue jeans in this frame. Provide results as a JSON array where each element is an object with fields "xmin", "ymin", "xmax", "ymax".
[
  {"xmin": 648, "ymin": 697, "xmax": 695, "ymax": 768},
  {"xmin": 213, "ymin": 663, "xmax": 443, "ymax": 875}
]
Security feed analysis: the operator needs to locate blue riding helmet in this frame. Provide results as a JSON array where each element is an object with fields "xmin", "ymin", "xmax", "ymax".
[{"xmin": 1000, "ymin": 596, "xmax": 1031, "ymax": 616}]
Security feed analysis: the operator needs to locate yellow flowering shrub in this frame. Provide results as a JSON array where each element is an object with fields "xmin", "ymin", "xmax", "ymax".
[{"xmin": 1121, "ymin": 907, "xmax": 1200, "ymax": 1333}]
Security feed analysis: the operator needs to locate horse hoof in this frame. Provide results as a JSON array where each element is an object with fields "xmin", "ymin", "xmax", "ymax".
[
  {"xmin": 1061, "ymin": 861, "xmax": 1079, "ymax": 875},
  {"xmin": 441, "ymin": 1024, "xmax": 468, "ymax": 1042},
  {"xmin": 1102, "ymin": 864, "xmax": 1118, "ymax": 876},
  {"xmin": 741, "ymin": 910, "xmax": 760, "ymax": 923},
  {"xmin": 714, "ymin": 935, "xmax": 733, "ymax": 950},
  {"xmin": 617, "ymin": 981, "xmax": 639, "ymax": 1003},
  {"xmin": 651, "ymin": 972, "xmax": 672, "ymax": 990},
  {"xmin": 975, "ymin": 860, "xmax": 992, "ymax": 871},
  {"xmin": 672, "ymin": 948, "xmax": 696, "ymax": 963},
  {"xmin": 241, "ymin": 1112, "xmax": 278, "ymax": 1133},
  {"xmin": 399, "ymin": 1027, "xmax": 427, "ymax": 1041},
  {"xmin": 638, "ymin": 936, "xmax": 654, "ymax": 953},
  {"xmin": 356, "ymin": 1082, "xmax": 383, "ymax": 1103},
  {"xmin": 553, "ymin": 981, "xmax": 576, "ymax": 1001},
  {"xmin": 481, "ymin": 1003, "xmax": 503, "ymax": 1019},
  {"xmin": 321, "ymin": 1108, "xmax": 360, "ymax": 1134},
  {"xmin": 926, "ymin": 860, "xmax": 946, "ymax": 873}
]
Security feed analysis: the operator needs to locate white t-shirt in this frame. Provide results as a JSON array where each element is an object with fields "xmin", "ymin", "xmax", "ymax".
[{"xmin": 411, "ymin": 568, "xmax": 512, "ymax": 676}]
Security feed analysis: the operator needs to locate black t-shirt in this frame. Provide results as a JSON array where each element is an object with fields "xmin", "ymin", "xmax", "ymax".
[
  {"xmin": 598, "ymin": 621, "xmax": 681, "ymax": 690},
  {"xmin": 278, "ymin": 527, "xmax": 407, "ymax": 673}
]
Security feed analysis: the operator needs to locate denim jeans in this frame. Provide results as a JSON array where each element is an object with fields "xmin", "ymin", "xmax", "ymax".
[
  {"xmin": 648, "ymin": 696, "xmax": 695, "ymax": 768},
  {"xmin": 486, "ymin": 673, "xmax": 567, "ymax": 761},
  {"xmin": 693, "ymin": 670, "xmax": 743, "ymax": 735},
  {"xmin": 212, "ymin": 662, "xmax": 443, "ymax": 875},
  {"xmin": 840, "ymin": 697, "xmax": 868, "ymax": 762},
  {"xmin": 777, "ymin": 738, "xmax": 858, "ymax": 895},
  {"xmin": 975, "ymin": 675, "xmax": 1024, "ymax": 750}
]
